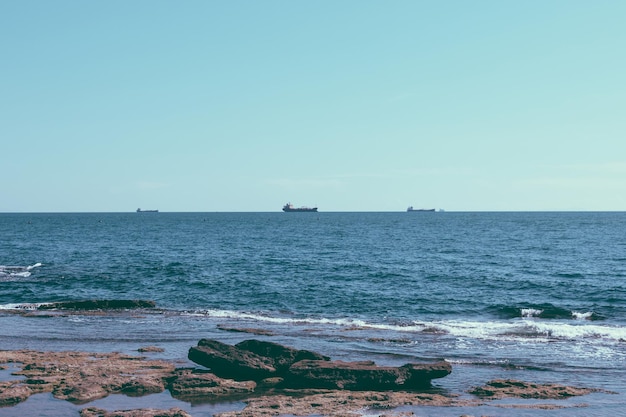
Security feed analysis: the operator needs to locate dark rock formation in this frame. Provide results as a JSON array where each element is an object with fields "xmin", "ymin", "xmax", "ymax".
[
  {"xmin": 234, "ymin": 339, "xmax": 329, "ymax": 372},
  {"xmin": 188, "ymin": 339, "xmax": 277, "ymax": 381},
  {"xmin": 188, "ymin": 339, "xmax": 451, "ymax": 391},
  {"xmin": 38, "ymin": 300, "xmax": 156, "ymax": 310},
  {"xmin": 168, "ymin": 368, "xmax": 256, "ymax": 398},
  {"xmin": 286, "ymin": 359, "xmax": 452, "ymax": 390}
]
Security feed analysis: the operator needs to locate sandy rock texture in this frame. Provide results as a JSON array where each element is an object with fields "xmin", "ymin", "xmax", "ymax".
[
  {"xmin": 0, "ymin": 350, "xmax": 175, "ymax": 405},
  {"xmin": 80, "ymin": 407, "xmax": 192, "ymax": 417},
  {"xmin": 469, "ymin": 379, "xmax": 605, "ymax": 399},
  {"xmin": 214, "ymin": 390, "xmax": 456, "ymax": 417}
]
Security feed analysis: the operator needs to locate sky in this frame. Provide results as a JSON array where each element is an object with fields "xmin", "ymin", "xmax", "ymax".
[{"xmin": 2, "ymin": 0, "xmax": 625, "ymax": 212}]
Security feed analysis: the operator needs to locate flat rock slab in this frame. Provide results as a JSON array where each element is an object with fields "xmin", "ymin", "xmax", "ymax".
[
  {"xmin": 214, "ymin": 390, "xmax": 457, "ymax": 417},
  {"xmin": 80, "ymin": 407, "xmax": 192, "ymax": 417},
  {"xmin": 469, "ymin": 379, "xmax": 607, "ymax": 399},
  {"xmin": 287, "ymin": 359, "xmax": 452, "ymax": 390},
  {"xmin": 168, "ymin": 368, "xmax": 256, "ymax": 398},
  {"xmin": 0, "ymin": 350, "xmax": 175, "ymax": 405}
]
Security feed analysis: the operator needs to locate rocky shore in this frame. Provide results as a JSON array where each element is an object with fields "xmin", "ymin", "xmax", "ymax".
[{"xmin": 0, "ymin": 339, "xmax": 611, "ymax": 417}]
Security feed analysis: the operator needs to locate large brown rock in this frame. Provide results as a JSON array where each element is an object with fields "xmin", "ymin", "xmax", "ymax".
[
  {"xmin": 286, "ymin": 359, "xmax": 452, "ymax": 390},
  {"xmin": 188, "ymin": 339, "xmax": 276, "ymax": 381},
  {"xmin": 188, "ymin": 339, "xmax": 451, "ymax": 391},
  {"xmin": 234, "ymin": 339, "xmax": 330, "ymax": 372}
]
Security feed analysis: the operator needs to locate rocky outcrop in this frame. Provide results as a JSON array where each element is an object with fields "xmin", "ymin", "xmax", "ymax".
[
  {"xmin": 469, "ymin": 379, "xmax": 606, "ymax": 400},
  {"xmin": 0, "ymin": 350, "xmax": 175, "ymax": 405},
  {"xmin": 37, "ymin": 300, "xmax": 156, "ymax": 310},
  {"xmin": 286, "ymin": 359, "xmax": 452, "ymax": 390},
  {"xmin": 0, "ymin": 346, "xmax": 610, "ymax": 417},
  {"xmin": 168, "ymin": 368, "xmax": 256, "ymax": 398},
  {"xmin": 188, "ymin": 339, "xmax": 277, "ymax": 381},
  {"xmin": 188, "ymin": 339, "xmax": 451, "ymax": 390},
  {"xmin": 214, "ymin": 391, "xmax": 457, "ymax": 417}
]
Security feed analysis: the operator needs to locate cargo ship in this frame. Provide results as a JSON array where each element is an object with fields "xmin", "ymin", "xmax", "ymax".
[
  {"xmin": 282, "ymin": 203, "xmax": 318, "ymax": 212},
  {"xmin": 407, "ymin": 206, "xmax": 435, "ymax": 212},
  {"xmin": 136, "ymin": 208, "xmax": 158, "ymax": 213}
]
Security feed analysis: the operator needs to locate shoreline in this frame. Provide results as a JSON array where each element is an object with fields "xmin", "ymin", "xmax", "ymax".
[{"xmin": 0, "ymin": 344, "xmax": 614, "ymax": 417}]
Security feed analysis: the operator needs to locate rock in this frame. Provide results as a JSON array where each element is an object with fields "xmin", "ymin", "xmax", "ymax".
[
  {"xmin": 234, "ymin": 339, "xmax": 330, "ymax": 372},
  {"xmin": 286, "ymin": 359, "xmax": 452, "ymax": 390},
  {"xmin": 188, "ymin": 339, "xmax": 451, "ymax": 391},
  {"xmin": 0, "ymin": 382, "xmax": 32, "ymax": 407},
  {"xmin": 37, "ymin": 300, "xmax": 156, "ymax": 310},
  {"xmin": 469, "ymin": 379, "xmax": 602, "ymax": 399},
  {"xmin": 0, "ymin": 350, "xmax": 175, "ymax": 404},
  {"xmin": 80, "ymin": 407, "xmax": 192, "ymax": 417},
  {"xmin": 137, "ymin": 346, "xmax": 165, "ymax": 353},
  {"xmin": 214, "ymin": 390, "xmax": 455, "ymax": 417},
  {"xmin": 168, "ymin": 368, "xmax": 256, "ymax": 398},
  {"xmin": 188, "ymin": 339, "xmax": 276, "ymax": 381},
  {"xmin": 217, "ymin": 325, "xmax": 275, "ymax": 336}
]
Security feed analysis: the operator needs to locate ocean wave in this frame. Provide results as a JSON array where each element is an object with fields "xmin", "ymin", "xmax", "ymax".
[
  {"xmin": 489, "ymin": 303, "xmax": 604, "ymax": 321},
  {"xmin": 0, "ymin": 263, "xmax": 42, "ymax": 279},
  {"xmin": 186, "ymin": 309, "xmax": 432, "ymax": 333},
  {"xmin": 0, "ymin": 299, "xmax": 156, "ymax": 311},
  {"xmin": 187, "ymin": 309, "xmax": 626, "ymax": 343},
  {"xmin": 412, "ymin": 319, "xmax": 626, "ymax": 343}
]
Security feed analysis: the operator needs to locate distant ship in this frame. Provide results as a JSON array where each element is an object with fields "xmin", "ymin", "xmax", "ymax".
[
  {"xmin": 136, "ymin": 208, "xmax": 158, "ymax": 213},
  {"xmin": 282, "ymin": 202, "xmax": 318, "ymax": 212},
  {"xmin": 407, "ymin": 206, "xmax": 435, "ymax": 212}
]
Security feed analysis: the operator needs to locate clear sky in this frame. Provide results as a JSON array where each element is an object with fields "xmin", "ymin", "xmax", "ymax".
[{"xmin": 2, "ymin": 1, "xmax": 625, "ymax": 212}]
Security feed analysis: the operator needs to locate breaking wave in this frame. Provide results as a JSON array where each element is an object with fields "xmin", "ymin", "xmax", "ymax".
[
  {"xmin": 0, "ymin": 263, "xmax": 42, "ymax": 279},
  {"xmin": 186, "ymin": 308, "xmax": 626, "ymax": 344},
  {"xmin": 0, "ymin": 299, "xmax": 156, "ymax": 311},
  {"xmin": 489, "ymin": 303, "xmax": 604, "ymax": 321}
]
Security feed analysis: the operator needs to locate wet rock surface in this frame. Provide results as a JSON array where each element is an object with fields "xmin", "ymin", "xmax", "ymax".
[
  {"xmin": 0, "ymin": 350, "xmax": 175, "ymax": 405},
  {"xmin": 469, "ymin": 379, "xmax": 606, "ymax": 399},
  {"xmin": 80, "ymin": 407, "xmax": 192, "ymax": 417},
  {"xmin": 0, "ymin": 341, "xmax": 610, "ymax": 416},
  {"xmin": 188, "ymin": 339, "xmax": 449, "ymax": 390}
]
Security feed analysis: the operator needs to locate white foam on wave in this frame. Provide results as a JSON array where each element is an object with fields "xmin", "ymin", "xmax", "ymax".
[
  {"xmin": 414, "ymin": 319, "xmax": 626, "ymax": 343},
  {"xmin": 521, "ymin": 308, "xmax": 543, "ymax": 318},
  {"xmin": 189, "ymin": 309, "xmax": 626, "ymax": 344},
  {"xmin": 0, "ymin": 263, "xmax": 43, "ymax": 278},
  {"xmin": 0, "ymin": 302, "xmax": 51, "ymax": 310},
  {"xmin": 572, "ymin": 311, "xmax": 594, "ymax": 320},
  {"xmin": 529, "ymin": 321, "xmax": 626, "ymax": 341},
  {"xmin": 188, "ymin": 309, "xmax": 430, "ymax": 333}
]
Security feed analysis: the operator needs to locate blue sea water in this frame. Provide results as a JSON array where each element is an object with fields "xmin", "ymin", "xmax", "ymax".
[{"xmin": 1, "ymin": 211, "xmax": 625, "ymax": 416}]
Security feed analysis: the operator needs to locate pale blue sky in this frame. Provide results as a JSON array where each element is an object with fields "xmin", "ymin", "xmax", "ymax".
[{"xmin": 2, "ymin": 1, "xmax": 625, "ymax": 212}]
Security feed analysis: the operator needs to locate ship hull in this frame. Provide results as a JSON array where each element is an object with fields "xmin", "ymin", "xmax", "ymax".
[{"xmin": 283, "ymin": 207, "xmax": 318, "ymax": 212}]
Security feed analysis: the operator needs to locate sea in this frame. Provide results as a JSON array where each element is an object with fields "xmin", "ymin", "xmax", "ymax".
[{"xmin": 1, "ymin": 211, "xmax": 625, "ymax": 417}]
